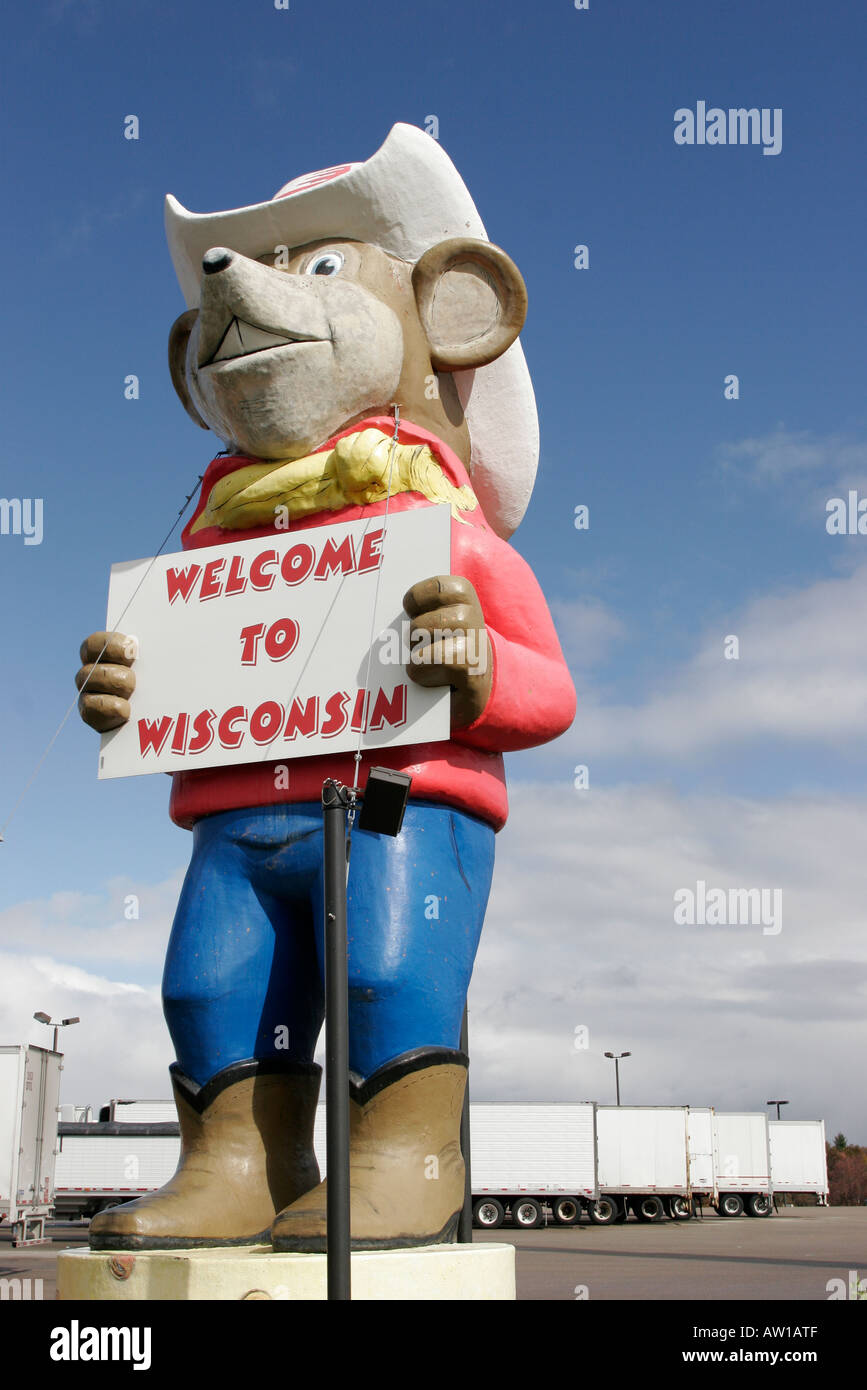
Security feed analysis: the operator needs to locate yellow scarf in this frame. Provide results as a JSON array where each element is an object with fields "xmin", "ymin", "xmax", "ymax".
[{"xmin": 189, "ymin": 427, "xmax": 478, "ymax": 536}]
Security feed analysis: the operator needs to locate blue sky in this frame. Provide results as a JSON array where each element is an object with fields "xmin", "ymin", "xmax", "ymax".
[{"xmin": 1, "ymin": 0, "xmax": 866, "ymax": 1135}]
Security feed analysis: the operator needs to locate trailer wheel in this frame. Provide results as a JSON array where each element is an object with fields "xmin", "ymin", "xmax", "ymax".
[
  {"xmin": 668, "ymin": 1195, "xmax": 692, "ymax": 1220},
  {"xmin": 587, "ymin": 1197, "xmax": 620, "ymax": 1225},
  {"xmin": 718, "ymin": 1193, "xmax": 744, "ymax": 1218},
  {"xmin": 552, "ymin": 1197, "xmax": 582, "ymax": 1225},
  {"xmin": 512, "ymin": 1198, "xmax": 544, "ymax": 1229},
  {"xmin": 631, "ymin": 1195, "xmax": 666, "ymax": 1223},
  {"xmin": 745, "ymin": 1193, "xmax": 772, "ymax": 1218},
  {"xmin": 473, "ymin": 1198, "xmax": 505, "ymax": 1229}
]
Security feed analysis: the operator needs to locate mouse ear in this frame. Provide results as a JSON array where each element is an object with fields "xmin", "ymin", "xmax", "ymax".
[
  {"xmin": 168, "ymin": 309, "xmax": 210, "ymax": 431},
  {"xmin": 412, "ymin": 237, "xmax": 527, "ymax": 372}
]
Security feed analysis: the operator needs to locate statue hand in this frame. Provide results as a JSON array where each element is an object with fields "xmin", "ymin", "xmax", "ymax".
[
  {"xmin": 402, "ymin": 575, "xmax": 492, "ymax": 729},
  {"xmin": 75, "ymin": 631, "xmax": 137, "ymax": 732}
]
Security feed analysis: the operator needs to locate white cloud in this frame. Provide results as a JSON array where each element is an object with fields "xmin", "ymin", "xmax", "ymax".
[
  {"xmin": 719, "ymin": 426, "xmax": 867, "ymax": 487},
  {"xmin": 29, "ymin": 956, "xmax": 152, "ymax": 998},
  {"xmin": 550, "ymin": 563, "xmax": 867, "ymax": 758},
  {"xmin": 0, "ymin": 953, "xmax": 167, "ymax": 1112},
  {"xmin": 0, "ymin": 867, "xmax": 182, "ymax": 1108},
  {"xmin": 0, "ymin": 870, "xmax": 183, "ymax": 967}
]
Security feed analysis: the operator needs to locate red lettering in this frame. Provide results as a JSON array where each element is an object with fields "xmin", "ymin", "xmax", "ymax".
[
  {"xmin": 170, "ymin": 712, "xmax": 190, "ymax": 754},
  {"xmin": 188, "ymin": 709, "xmax": 216, "ymax": 754},
  {"xmin": 200, "ymin": 558, "xmax": 226, "ymax": 600},
  {"xmin": 369, "ymin": 684, "xmax": 407, "ymax": 731},
  {"xmin": 284, "ymin": 695, "xmax": 319, "ymax": 740},
  {"xmin": 264, "ymin": 618, "xmax": 299, "ymax": 661},
  {"xmin": 250, "ymin": 548, "xmax": 278, "ymax": 591},
  {"xmin": 281, "ymin": 542, "xmax": 315, "ymax": 586},
  {"xmin": 225, "ymin": 554, "xmax": 248, "ymax": 595},
  {"xmin": 239, "ymin": 622, "xmax": 265, "ymax": 665},
  {"xmin": 350, "ymin": 689, "xmax": 368, "ymax": 733},
  {"xmin": 314, "ymin": 534, "xmax": 356, "ymax": 581},
  {"xmin": 218, "ymin": 705, "xmax": 247, "ymax": 748},
  {"xmin": 250, "ymin": 700, "xmax": 284, "ymax": 745},
  {"xmin": 321, "ymin": 690, "xmax": 349, "ymax": 738},
  {"xmin": 166, "ymin": 564, "xmax": 201, "ymax": 605},
  {"xmin": 357, "ymin": 527, "xmax": 385, "ymax": 574},
  {"xmin": 138, "ymin": 715, "xmax": 173, "ymax": 757}
]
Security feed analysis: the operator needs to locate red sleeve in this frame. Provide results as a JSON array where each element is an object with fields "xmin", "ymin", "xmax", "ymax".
[{"xmin": 449, "ymin": 519, "xmax": 577, "ymax": 753}]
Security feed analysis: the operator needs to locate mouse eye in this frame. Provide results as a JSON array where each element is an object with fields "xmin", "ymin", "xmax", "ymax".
[{"xmin": 305, "ymin": 249, "xmax": 344, "ymax": 277}]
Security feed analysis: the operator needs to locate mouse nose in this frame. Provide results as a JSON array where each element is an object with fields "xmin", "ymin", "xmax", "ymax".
[{"xmin": 202, "ymin": 247, "xmax": 236, "ymax": 276}]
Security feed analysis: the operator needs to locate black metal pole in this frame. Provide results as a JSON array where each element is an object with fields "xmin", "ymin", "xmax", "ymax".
[
  {"xmin": 458, "ymin": 1006, "xmax": 472, "ymax": 1242},
  {"xmin": 615, "ymin": 1057, "xmax": 621, "ymax": 1106},
  {"xmin": 323, "ymin": 779, "xmax": 351, "ymax": 1300}
]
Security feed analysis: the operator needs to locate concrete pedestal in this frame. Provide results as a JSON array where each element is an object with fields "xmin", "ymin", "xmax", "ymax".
[{"xmin": 57, "ymin": 1241, "xmax": 515, "ymax": 1301}]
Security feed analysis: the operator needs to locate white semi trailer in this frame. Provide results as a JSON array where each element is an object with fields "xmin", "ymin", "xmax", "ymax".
[
  {"xmin": 55, "ymin": 1118, "xmax": 181, "ymax": 1218},
  {"xmin": 469, "ymin": 1102, "xmax": 598, "ymax": 1229},
  {"xmin": 709, "ymin": 1111, "xmax": 774, "ymax": 1217},
  {"xmin": 590, "ymin": 1105, "xmax": 693, "ymax": 1224},
  {"xmin": 0, "ymin": 1044, "xmax": 62, "ymax": 1244},
  {"xmin": 769, "ymin": 1120, "xmax": 829, "ymax": 1203}
]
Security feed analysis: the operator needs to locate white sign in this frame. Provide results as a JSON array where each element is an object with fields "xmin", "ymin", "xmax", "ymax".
[{"xmin": 98, "ymin": 506, "xmax": 451, "ymax": 778}]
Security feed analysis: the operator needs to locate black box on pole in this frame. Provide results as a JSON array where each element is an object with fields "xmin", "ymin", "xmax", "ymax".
[{"xmin": 358, "ymin": 767, "xmax": 412, "ymax": 837}]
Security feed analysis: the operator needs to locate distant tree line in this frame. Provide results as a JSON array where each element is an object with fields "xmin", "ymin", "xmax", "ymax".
[{"xmin": 826, "ymin": 1135, "xmax": 867, "ymax": 1206}]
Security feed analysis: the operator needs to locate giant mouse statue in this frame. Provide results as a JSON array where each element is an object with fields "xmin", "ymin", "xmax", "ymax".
[{"xmin": 76, "ymin": 124, "xmax": 576, "ymax": 1252}]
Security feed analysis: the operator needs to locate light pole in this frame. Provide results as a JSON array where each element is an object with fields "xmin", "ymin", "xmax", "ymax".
[
  {"xmin": 33, "ymin": 1013, "xmax": 79, "ymax": 1053},
  {"xmin": 604, "ymin": 1050, "xmax": 631, "ymax": 1105},
  {"xmin": 767, "ymin": 1099, "xmax": 789, "ymax": 1121}
]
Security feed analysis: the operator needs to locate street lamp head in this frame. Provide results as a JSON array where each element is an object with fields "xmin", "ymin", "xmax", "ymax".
[
  {"xmin": 622, "ymin": 1051, "xmax": 632, "ymax": 1058},
  {"xmin": 33, "ymin": 1011, "xmax": 51, "ymax": 1025},
  {"xmin": 604, "ymin": 1051, "xmax": 614, "ymax": 1058},
  {"xmin": 62, "ymin": 1018, "xmax": 80, "ymax": 1027}
]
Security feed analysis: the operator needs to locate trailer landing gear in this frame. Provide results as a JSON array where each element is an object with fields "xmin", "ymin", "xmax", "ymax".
[{"xmin": 11, "ymin": 1214, "xmax": 49, "ymax": 1246}]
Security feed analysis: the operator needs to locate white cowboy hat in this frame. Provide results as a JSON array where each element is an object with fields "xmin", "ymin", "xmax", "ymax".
[{"xmin": 164, "ymin": 123, "xmax": 538, "ymax": 539}]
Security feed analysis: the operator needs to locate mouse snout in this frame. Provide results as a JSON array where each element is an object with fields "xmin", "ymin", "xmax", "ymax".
[{"xmin": 202, "ymin": 247, "xmax": 236, "ymax": 276}]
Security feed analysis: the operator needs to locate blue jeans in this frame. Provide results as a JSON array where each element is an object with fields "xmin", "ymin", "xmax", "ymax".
[{"xmin": 162, "ymin": 800, "xmax": 495, "ymax": 1086}]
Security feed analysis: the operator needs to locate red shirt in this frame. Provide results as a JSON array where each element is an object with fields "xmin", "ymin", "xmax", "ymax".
[{"xmin": 169, "ymin": 417, "xmax": 576, "ymax": 832}]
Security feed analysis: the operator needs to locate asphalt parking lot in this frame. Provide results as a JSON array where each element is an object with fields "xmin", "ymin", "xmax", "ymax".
[
  {"xmin": 0, "ymin": 1206, "xmax": 863, "ymax": 1301},
  {"xmin": 476, "ymin": 1205, "xmax": 867, "ymax": 1300}
]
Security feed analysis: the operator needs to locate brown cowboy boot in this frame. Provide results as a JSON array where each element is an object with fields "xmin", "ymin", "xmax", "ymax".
[
  {"xmin": 89, "ymin": 1059, "xmax": 321, "ymax": 1250},
  {"xmin": 271, "ymin": 1048, "xmax": 467, "ymax": 1252}
]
